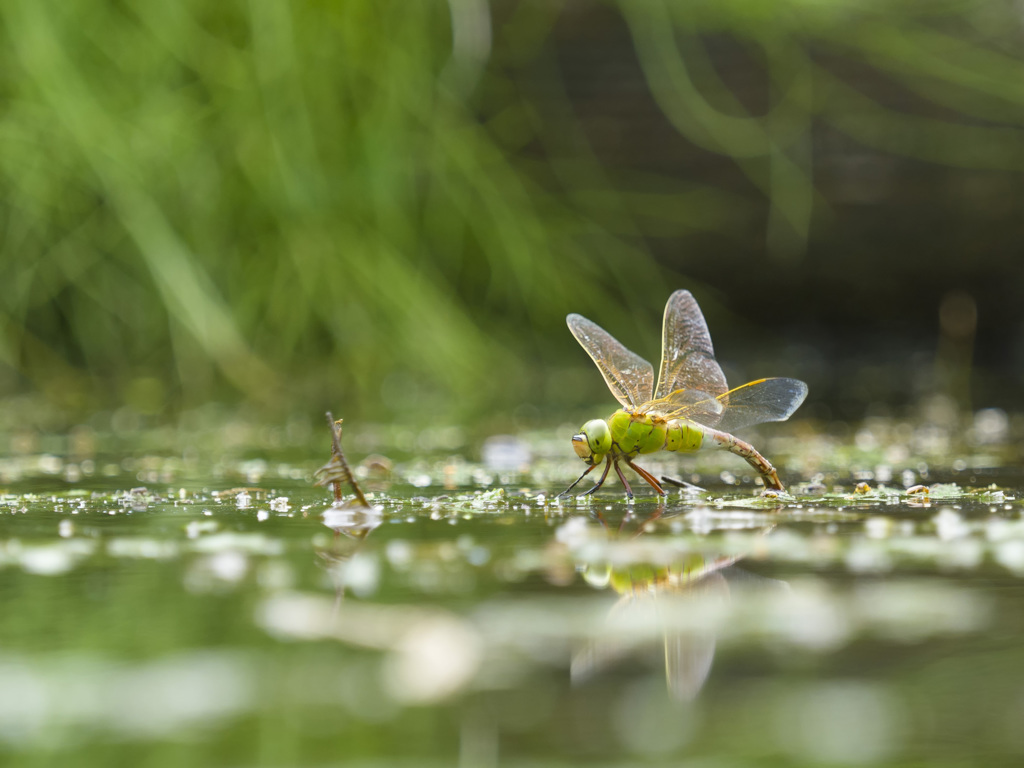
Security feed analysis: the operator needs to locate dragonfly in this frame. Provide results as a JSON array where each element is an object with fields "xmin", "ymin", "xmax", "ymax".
[{"xmin": 560, "ymin": 289, "xmax": 808, "ymax": 498}]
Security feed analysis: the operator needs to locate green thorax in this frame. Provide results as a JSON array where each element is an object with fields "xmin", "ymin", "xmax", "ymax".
[{"xmin": 607, "ymin": 409, "xmax": 704, "ymax": 458}]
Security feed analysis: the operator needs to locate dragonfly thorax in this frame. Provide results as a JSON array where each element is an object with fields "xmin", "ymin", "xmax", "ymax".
[{"xmin": 573, "ymin": 410, "xmax": 700, "ymax": 467}]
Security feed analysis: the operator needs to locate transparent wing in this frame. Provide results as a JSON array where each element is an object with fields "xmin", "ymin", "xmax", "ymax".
[
  {"xmin": 660, "ymin": 377, "xmax": 808, "ymax": 432},
  {"xmin": 567, "ymin": 313, "xmax": 654, "ymax": 409},
  {"xmin": 641, "ymin": 387, "xmax": 725, "ymax": 426},
  {"xmin": 654, "ymin": 290, "xmax": 728, "ymax": 400},
  {"xmin": 715, "ymin": 378, "xmax": 808, "ymax": 432}
]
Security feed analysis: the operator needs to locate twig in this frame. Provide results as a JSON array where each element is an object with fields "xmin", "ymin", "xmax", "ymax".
[{"xmin": 315, "ymin": 411, "xmax": 371, "ymax": 508}]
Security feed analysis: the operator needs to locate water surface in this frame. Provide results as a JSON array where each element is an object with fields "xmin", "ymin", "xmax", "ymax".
[{"xmin": 1, "ymin": 427, "xmax": 1022, "ymax": 767}]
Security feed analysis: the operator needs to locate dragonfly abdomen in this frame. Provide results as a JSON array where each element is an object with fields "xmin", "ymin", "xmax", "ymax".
[{"xmin": 663, "ymin": 418, "xmax": 705, "ymax": 454}]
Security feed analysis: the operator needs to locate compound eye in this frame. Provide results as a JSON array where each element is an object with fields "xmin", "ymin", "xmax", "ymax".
[{"xmin": 582, "ymin": 419, "xmax": 612, "ymax": 455}]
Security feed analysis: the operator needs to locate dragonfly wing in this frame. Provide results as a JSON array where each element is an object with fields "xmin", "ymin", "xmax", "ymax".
[
  {"xmin": 567, "ymin": 314, "xmax": 654, "ymax": 409},
  {"xmin": 655, "ymin": 290, "xmax": 729, "ymax": 401},
  {"xmin": 712, "ymin": 378, "xmax": 808, "ymax": 433},
  {"xmin": 647, "ymin": 388, "xmax": 725, "ymax": 427},
  {"xmin": 658, "ymin": 378, "xmax": 806, "ymax": 431}
]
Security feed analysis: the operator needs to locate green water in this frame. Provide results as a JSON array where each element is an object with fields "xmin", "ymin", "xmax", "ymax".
[{"xmin": 1, "ymin": 430, "xmax": 1023, "ymax": 767}]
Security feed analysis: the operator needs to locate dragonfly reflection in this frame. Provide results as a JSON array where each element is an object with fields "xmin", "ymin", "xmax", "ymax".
[{"xmin": 567, "ymin": 508, "xmax": 787, "ymax": 701}]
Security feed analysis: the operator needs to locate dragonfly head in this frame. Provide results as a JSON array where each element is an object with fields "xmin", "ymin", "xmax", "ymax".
[{"xmin": 572, "ymin": 419, "xmax": 612, "ymax": 465}]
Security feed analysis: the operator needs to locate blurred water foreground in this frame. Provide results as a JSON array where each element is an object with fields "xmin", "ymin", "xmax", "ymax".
[{"xmin": 0, "ymin": 407, "xmax": 1022, "ymax": 767}]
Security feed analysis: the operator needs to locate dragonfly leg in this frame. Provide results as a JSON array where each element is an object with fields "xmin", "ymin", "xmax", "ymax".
[
  {"xmin": 580, "ymin": 457, "xmax": 613, "ymax": 496},
  {"xmin": 625, "ymin": 459, "xmax": 666, "ymax": 496},
  {"xmin": 558, "ymin": 463, "xmax": 597, "ymax": 498},
  {"xmin": 708, "ymin": 430, "xmax": 785, "ymax": 491},
  {"xmin": 660, "ymin": 476, "xmax": 707, "ymax": 493},
  {"xmin": 612, "ymin": 458, "xmax": 634, "ymax": 499}
]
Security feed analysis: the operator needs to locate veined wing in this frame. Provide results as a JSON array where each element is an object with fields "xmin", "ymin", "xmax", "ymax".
[
  {"xmin": 641, "ymin": 387, "xmax": 725, "ymax": 425},
  {"xmin": 654, "ymin": 290, "xmax": 728, "ymax": 401},
  {"xmin": 567, "ymin": 313, "xmax": 654, "ymax": 409},
  {"xmin": 660, "ymin": 377, "xmax": 808, "ymax": 432}
]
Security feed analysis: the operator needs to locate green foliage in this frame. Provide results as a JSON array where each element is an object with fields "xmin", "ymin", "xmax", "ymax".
[
  {"xmin": 0, "ymin": 0, "xmax": 1021, "ymax": 427},
  {"xmin": 0, "ymin": 1, "xmax": 654, "ymax": 424}
]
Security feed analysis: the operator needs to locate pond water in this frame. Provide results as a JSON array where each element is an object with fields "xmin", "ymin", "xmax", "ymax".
[{"xmin": 1, "ymin": 421, "xmax": 1023, "ymax": 767}]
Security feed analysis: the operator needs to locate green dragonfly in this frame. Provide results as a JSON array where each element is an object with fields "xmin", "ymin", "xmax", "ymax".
[{"xmin": 560, "ymin": 290, "xmax": 807, "ymax": 498}]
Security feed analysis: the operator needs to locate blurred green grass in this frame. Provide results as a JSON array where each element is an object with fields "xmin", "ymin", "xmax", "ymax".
[{"xmin": 1, "ymin": 1, "xmax": 1022, "ymax": 431}]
